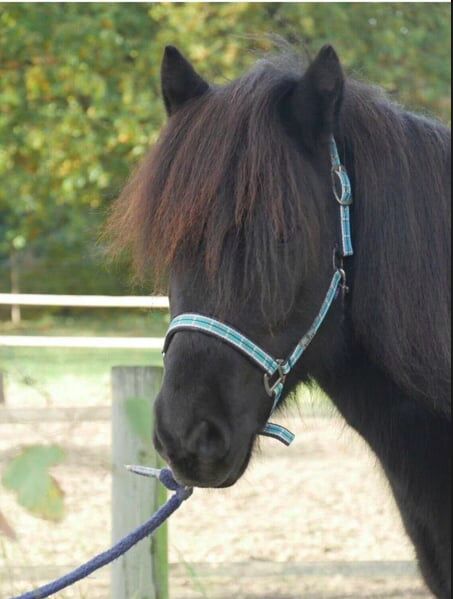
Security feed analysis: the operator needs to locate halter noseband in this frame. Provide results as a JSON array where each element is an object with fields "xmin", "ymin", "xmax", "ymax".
[{"xmin": 163, "ymin": 137, "xmax": 353, "ymax": 447}]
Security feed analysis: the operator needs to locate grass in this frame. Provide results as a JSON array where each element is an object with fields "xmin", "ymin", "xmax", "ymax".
[
  {"xmin": 0, "ymin": 314, "xmax": 167, "ymax": 407},
  {"xmin": 172, "ymin": 547, "xmax": 209, "ymax": 599},
  {"xmin": 0, "ymin": 310, "xmax": 169, "ymax": 336}
]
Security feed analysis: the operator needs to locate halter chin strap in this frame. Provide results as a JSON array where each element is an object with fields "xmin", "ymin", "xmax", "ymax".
[{"xmin": 163, "ymin": 137, "xmax": 353, "ymax": 447}]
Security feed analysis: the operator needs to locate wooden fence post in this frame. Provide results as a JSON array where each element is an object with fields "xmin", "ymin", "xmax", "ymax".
[{"xmin": 111, "ymin": 366, "xmax": 168, "ymax": 599}]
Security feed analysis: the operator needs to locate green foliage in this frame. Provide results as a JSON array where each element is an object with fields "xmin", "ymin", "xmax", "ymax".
[
  {"xmin": 0, "ymin": 3, "xmax": 450, "ymax": 300},
  {"xmin": 2, "ymin": 445, "xmax": 66, "ymax": 521}
]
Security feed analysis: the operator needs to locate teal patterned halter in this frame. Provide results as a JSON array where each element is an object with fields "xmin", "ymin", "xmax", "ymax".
[{"xmin": 164, "ymin": 137, "xmax": 353, "ymax": 446}]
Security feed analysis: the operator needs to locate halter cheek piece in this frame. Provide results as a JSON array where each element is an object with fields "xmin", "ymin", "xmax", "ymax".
[{"xmin": 163, "ymin": 137, "xmax": 353, "ymax": 447}]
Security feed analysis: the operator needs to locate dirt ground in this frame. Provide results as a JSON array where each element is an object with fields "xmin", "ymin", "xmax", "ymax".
[{"xmin": 0, "ymin": 410, "xmax": 430, "ymax": 599}]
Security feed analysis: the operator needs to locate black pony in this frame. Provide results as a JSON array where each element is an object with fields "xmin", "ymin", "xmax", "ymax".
[{"xmin": 109, "ymin": 45, "xmax": 451, "ymax": 597}]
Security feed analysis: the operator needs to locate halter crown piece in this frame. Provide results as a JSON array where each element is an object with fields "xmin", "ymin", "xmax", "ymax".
[{"xmin": 164, "ymin": 137, "xmax": 353, "ymax": 446}]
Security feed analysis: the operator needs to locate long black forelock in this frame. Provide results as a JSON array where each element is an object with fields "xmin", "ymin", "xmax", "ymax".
[{"xmin": 110, "ymin": 52, "xmax": 325, "ymax": 320}]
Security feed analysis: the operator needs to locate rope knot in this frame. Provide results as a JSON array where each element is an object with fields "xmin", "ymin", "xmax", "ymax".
[{"xmin": 159, "ymin": 468, "xmax": 193, "ymax": 500}]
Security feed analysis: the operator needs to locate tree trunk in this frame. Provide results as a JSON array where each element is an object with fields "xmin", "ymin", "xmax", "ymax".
[{"xmin": 10, "ymin": 252, "xmax": 21, "ymax": 325}]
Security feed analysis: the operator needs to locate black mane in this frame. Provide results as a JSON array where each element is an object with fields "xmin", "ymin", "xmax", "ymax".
[{"xmin": 339, "ymin": 79, "xmax": 451, "ymax": 412}]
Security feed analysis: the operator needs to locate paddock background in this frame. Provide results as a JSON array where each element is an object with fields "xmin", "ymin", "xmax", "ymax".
[
  {"xmin": 0, "ymin": 376, "xmax": 429, "ymax": 598},
  {"xmin": 0, "ymin": 334, "xmax": 431, "ymax": 598},
  {"xmin": 0, "ymin": 3, "xmax": 450, "ymax": 598}
]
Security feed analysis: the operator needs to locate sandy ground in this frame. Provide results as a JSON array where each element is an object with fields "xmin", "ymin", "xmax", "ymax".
[{"xmin": 0, "ymin": 411, "xmax": 430, "ymax": 599}]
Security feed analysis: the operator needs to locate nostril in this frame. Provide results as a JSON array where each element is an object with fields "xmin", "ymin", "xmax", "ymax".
[{"xmin": 187, "ymin": 420, "xmax": 230, "ymax": 461}]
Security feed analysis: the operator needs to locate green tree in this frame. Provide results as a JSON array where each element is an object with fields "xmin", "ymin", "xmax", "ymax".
[{"xmin": 0, "ymin": 3, "xmax": 450, "ymax": 302}]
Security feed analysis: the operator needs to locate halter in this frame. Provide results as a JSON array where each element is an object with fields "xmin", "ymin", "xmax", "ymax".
[{"xmin": 163, "ymin": 137, "xmax": 353, "ymax": 446}]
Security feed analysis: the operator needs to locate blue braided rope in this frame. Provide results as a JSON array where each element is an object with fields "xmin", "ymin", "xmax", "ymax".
[
  {"xmin": 286, "ymin": 270, "xmax": 342, "ymax": 369},
  {"xmin": 12, "ymin": 470, "xmax": 191, "ymax": 599}
]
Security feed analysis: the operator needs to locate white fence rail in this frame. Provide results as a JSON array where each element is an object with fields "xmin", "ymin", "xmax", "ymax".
[
  {"xmin": 0, "ymin": 293, "xmax": 168, "ymax": 350},
  {"xmin": 0, "ymin": 336, "xmax": 164, "ymax": 349},
  {"xmin": 0, "ymin": 293, "xmax": 169, "ymax": 309}
]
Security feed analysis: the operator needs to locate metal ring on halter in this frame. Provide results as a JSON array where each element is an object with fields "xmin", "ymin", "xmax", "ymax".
[
  {"xmin": 331, "ymin": 165, "xmax": 353, "ymax": 206},
  {"xmin": 263, "ymin": 359, "xmax": 287, "ymax": 397},
  {"xmin": 338, "ymin": 268, "xmax": 349, "ymax": 295},
  {"xmin": 332, "ymin": 249, "xmax": 349, "ymax": 296}
]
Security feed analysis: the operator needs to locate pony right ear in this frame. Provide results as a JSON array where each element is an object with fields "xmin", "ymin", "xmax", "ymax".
[
  {"xmin": 289, "ymin": 45, "xmax": 344, "ymax": 150},
  {"xmin": 161, "ymin": 46, "xmax": 209, "ymax": 116}
]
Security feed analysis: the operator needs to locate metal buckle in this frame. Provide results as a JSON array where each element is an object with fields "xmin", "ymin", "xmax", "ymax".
[
  {"xmin": 333, "ymin": 249, "xmax": 350, "ymax": 298},
  {"xmin": 263, "ymin": 359, "xmax": 287, "ymax": 397},
  {"xmin": 331, "ymin": 165, "xmax": 353, "ymax": 206},
  {"xmin": 338, "ymin": 268, "xmax": 349, "ymax": 297}
]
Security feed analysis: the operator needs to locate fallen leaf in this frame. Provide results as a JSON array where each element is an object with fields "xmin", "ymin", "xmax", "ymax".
[
  {"xmin": 0, "ymin": 509, "xmax": 17, "ymax": 541},
  {"xmin": 2, "ymin": 445, "xmax": 65, "ymax": 521}
]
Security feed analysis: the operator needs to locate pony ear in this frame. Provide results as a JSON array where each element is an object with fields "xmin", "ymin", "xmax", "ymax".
[
  {"xmin": 161, "ymin": 46, "xmax": 209, "ymax": 116},
  {"xmin": 289, "ymin": 45, "xmax": 344, "ymax": 149}
]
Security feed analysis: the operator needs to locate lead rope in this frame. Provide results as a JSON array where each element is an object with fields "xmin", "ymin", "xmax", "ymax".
[
  {"xmin": 11, "ymin": 468, "xmax": 192, "ymax": 599},
  {"xmin": 13, "ymin": 137, "xmax": 353, "ymax": 598}
]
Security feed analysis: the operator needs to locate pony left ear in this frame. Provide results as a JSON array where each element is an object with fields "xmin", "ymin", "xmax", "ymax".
[
  {"xmin": 290, "ymin": 45, "xmax": 344, "ymax": 149},
  {"xmin": 161, "ymin": 46, "xmax": 209, "ymax": 116}
]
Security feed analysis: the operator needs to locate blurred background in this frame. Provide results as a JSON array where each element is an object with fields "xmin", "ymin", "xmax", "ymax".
[{"xmin": 0, "ymin": 3, "xmax": 451, "ymax": 598}]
